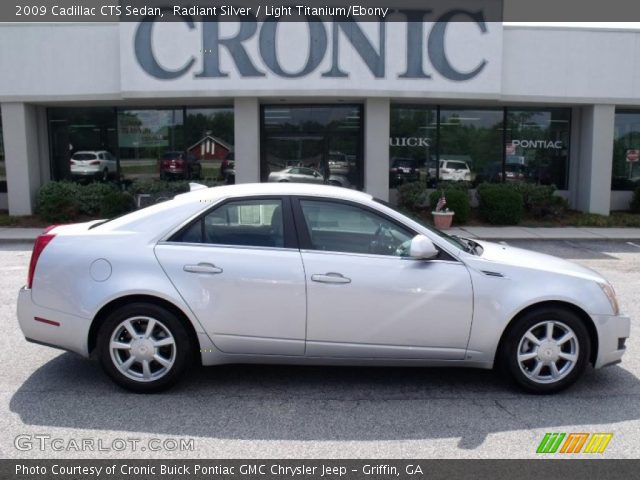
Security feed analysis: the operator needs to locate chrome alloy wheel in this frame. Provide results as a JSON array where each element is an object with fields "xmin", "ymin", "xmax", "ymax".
[
  {"xmin": 109, "ymin": 316, "xmax": 176, "ymax": 382},
  {"xmin": 517, "ymin": 320, "xmax": 579, "ymax": 384}
]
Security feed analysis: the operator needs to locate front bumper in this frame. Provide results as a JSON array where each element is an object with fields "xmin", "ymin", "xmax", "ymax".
[
  {"xmin": 17, "ymin": 288, "xmax": 92, "ymax": 357},
  {"xmin": 592, "ymin": 313, "xmax": 631, "ymax": 368}
]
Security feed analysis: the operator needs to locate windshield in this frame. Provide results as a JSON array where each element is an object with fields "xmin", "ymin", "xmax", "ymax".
[{"xmin": 373, "ymin": 198, "xmax": 468, "ymax": 251}]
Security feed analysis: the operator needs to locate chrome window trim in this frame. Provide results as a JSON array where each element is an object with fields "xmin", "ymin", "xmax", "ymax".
[{"xmin": 157, "ymin": 241, "xmax": 300, "ymax": 254}]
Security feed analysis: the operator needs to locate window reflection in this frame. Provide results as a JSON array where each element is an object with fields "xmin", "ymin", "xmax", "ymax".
[
  {"xmin": 47, "ymin": 107, "xmax": 117, "ymax": 182},
  {"xmin": 0, "ymin": 112, "xmax": 5, "ymax": 193},
  {"xmin": 185, "ymin": 108, "xmax": 235, "ymax": 183},
  {"xmin": 389, "ymin": 106, "xmax": 571, "ymax": 189},
  {"xmin": 612, "ymin": 110, "xmax": 640, "ymax": 191},
  {"xmin": 439, "ymin": 108, "xmax": 504, "ymax": 186},
  {"xmin": 118, "ymin": 109, "xmax": 184, "ymax": 181},
  {"xmin": 389, "ymin": 106, "xmax": 436, "ymax": 188},
  {"xmin": 262, "ymin": 105, "xmax": 363, "ymax": 189},
  {"xmin": 506, "ymin": 108, "xmax": 570, "ymax": 189}
]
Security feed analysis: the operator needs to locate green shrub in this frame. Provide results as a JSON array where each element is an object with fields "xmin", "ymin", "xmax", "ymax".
[
  {"xmin": 477, "ymin": 183, "xmax": 524, "ymax": 225},
  {"xmin": 127, "ymin": 179, "xmax": 191, "ymax": 196},
  {"xmin": 434, "ymin": 180, "xmax": 472, "ymax": 193},
  {"xmin": 631, "ymin": 187, "xmax": 640, "ymax": 213},
  {"xmin": 429, "ymin": 189, "xmax": 470, "ymax": 225},
  {"xmin": 397, "ymin": 181, "xmax": 428, "ymax": 211},
  {"xmin": 99, "ymin": 191, "xmax": 136, "ymax": 218},
  {"xmin": 36, "ymin": 181, "xmax": 81, "ymax": 223},
  {"xmin": 77, "ymin": 182, "xmax": 119, "ymax": 216}
]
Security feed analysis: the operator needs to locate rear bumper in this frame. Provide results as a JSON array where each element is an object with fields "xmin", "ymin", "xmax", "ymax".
[
  {"xmin": 592, "ymin": 313, "xmax": 631, "ymax": 368},
  {"xmin": 17, "ymin": 288, "xmax": 92, "ymax": 357},
  {"xmin": 70, "ymin": 168, "xmax": 101, "ymax": 176}
]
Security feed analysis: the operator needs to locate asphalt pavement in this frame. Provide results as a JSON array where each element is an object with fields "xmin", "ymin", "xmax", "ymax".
[{"xmin": 0, "ymin": 240, "xmax": 638, "ymax": 459}]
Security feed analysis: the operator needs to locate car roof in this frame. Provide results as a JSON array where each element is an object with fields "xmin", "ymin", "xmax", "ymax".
[
  {"xmin": 95, "ymin": 183, "xmax": 373, "ymax": 236},
  {"xmin": 73, "ymin": 150, "xmax": 108, "ymax": 154},
  {"xmin": 178, "ymin": 182, "xmax": 372, "ymax": 203}
]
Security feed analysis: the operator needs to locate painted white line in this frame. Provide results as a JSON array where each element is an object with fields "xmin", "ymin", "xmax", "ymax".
[{"xmin": 626, "ymin": 241, "xmax": 640, "ymax": 249}]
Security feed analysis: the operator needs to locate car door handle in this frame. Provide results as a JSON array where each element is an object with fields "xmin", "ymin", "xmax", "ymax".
[
  {"xmin": 311, "ymin": 272, "xmax": 351, "ymax": 284},
  {"xmin": 183, "ymin": 263, "xmax": 223, "ymax": 274}
]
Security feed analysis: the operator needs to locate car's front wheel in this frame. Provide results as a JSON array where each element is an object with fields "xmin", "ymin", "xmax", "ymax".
[
  {"xmin": 97, "ymin": 303, "xmax": 192, "ymax": 393},
  {"xmin": 500, "ymin": 308, "xmax": 591, "ymax": 394}
]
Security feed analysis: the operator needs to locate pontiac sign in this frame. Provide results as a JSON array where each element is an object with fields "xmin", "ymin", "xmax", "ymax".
[{"xmin": 120, "ymin": 11, "xmax": 502, "ymax": 97}]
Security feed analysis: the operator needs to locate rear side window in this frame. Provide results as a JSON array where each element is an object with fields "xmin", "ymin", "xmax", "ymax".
[
  {"xmin": 72, "ymin": 153, "xmax": 97, "ymax": 160},
  {"xmin": 173, "ymin": 199, "xmax": 285, "ymax": 248}
]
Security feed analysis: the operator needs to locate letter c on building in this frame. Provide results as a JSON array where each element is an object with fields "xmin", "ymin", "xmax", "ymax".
[
  {"xmin": 428, "ymin": 9, "xmax": 488, "ymax": 81},
  {"xmin": 135, "ymin": 13, "xmax": 195, "ymax": 79}
]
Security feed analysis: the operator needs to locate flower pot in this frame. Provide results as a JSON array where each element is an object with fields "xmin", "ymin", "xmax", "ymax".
[{"xmin": 432, "ymin": 211, "xmax": 455, "ymax": 230}]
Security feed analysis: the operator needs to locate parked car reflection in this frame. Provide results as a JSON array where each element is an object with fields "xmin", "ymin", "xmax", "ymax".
[{"xmin": 70, "ymin": 151, "xmax": 117, "ymax": 182}]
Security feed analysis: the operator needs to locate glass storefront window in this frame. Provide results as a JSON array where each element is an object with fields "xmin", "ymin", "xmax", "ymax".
[
  {"xmin": 0, "ymin": 111, "xmax": 5, "ymax": 193},
  {"xmin": 261, "ymin": 105, "xmax": 363, "ymax": 189},
  {"xmin": 389, "ymin": 106, "xmax": 436, "ymax": 188},
  {"xmin": 389, "ymin": 106, "xmax": 572, "ymax": 190},
  {"xmin": 612, "ymin": 110, "xmax": 640, "ymax": 191},
  {"xmin": 438, "ymin": 108, "xmax": 504, "ymax": 186},
  {"xmin": 118, "ymin": 109, "xmax": 184, "ymax": 182},
  {"xmin": 47, "ymin": 107, "xmax": 117, "ymax": 181},
  {"xmin": 185, "ymin": 108, "xmax": 235, "ymax": 183},
  {"xmin": 506, "ymin": 108, "xmax": 570, "ymax": 189}
]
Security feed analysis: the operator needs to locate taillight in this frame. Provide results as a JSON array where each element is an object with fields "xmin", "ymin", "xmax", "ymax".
[
  {"xmin": 27, "ymin": 227, "xmax": 57, "ymax": 289},
  {"xmin": 88, "ymin": 160, "xmax": 100, "ymax": 165}
]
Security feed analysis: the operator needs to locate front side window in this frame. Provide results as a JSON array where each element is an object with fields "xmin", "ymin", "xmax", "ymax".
[
  {"xmin": 299, "ymin": 200, "xmax": 414, "ymax": 256},
  {"xmin": 175, "ymin": 199, "xmax": 284, "ymax": 248}
]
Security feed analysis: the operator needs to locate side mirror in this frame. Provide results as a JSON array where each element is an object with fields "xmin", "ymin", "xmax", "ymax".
[{"xmin": 409, "ymin": 234, "xmax": 439, "ymax": 259}]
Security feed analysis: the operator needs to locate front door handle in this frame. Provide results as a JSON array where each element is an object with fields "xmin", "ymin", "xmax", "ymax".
[
  {"xmin": 311, "ymin": 272, "xmax": 351, "ymax": 284},
  {"xmin": 183, "ymin": 263, "xmax": 223, "ymax": 274}
]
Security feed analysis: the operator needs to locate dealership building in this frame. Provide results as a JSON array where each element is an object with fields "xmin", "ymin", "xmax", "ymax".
[{"xmin": 1, "ymin": 15, "xmax": 640, "ymax": 215}]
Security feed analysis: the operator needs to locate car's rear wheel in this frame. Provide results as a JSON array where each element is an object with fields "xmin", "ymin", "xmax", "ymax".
[
  {"xmin": 97, "ymin": 303, "xmax": 192, "ymax": 393},
  {"xmin": 500, "ymin": 307, "xmax": 591, "ymax": 394}
]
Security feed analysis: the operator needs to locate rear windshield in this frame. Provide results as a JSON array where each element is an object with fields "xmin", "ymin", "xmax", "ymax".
[
  {"xmin": 72, "ymin": 153, "xmax": 97, "ymax": 160},
  {"xmin": 446, "ymin": 161, "xmax": 467, "ymax": 169},
  {"xmin": 162, "ymin": 152, "xmax": 183, "ymax": 159}
]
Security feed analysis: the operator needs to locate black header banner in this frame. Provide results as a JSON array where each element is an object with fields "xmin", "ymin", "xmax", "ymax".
[
  {"xmin": 1, "ymin": 0, "xmax": 640, "ymax": 22},
  {"xmin": 2, "ymin": 459, "xmax": 640, "ymax": 480}
]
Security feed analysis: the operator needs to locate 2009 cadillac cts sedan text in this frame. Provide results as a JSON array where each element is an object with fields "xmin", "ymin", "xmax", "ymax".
[{"xmin": 17, "ymin": 184, "xmax": 630, "ymax": 393}]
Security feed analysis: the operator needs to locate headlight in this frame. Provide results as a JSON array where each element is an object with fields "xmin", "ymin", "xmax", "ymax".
[{"xmin": 599, "ymin": 282, "xmax": 620, "ymax": 315}]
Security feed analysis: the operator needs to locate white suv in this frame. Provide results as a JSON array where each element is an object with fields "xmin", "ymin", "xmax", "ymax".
[
  {"xmin": 429, "ymin": 159, "xmax": 472, "ymax": 182},
  {"xmin": 70, "ymin": 151, "xmax": 117, "ymax": 181}
]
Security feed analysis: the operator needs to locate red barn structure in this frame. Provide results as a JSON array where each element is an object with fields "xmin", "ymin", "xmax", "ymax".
[{"xmin": 187, "ymin": 135, "xmax": 232, "ymax": 161}]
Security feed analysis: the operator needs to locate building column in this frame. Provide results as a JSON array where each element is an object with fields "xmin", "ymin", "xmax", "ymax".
[
  {"xmin": 1, "ymin": 103, "xmax": 43, "ymax": 216},
  {"xmin": 364, "ymin": 98, "xmax": 390, "ymax": 201},
  {"xmin": 233, "ymin": 98, "xmax": 260, "ymax": 184},
  {"xmin": 575, "ymin": 104, "xmax": 615, "ymax": 215}
]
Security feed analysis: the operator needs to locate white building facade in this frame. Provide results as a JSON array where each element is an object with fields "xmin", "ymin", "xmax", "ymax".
[{"xmin": 1, "ymin": 17, "xmax": 640, "ymax": 215}]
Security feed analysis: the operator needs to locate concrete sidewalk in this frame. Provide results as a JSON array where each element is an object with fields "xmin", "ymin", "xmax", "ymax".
[{"xmin": 2, "ymin": 226, "xmax": 640, "ymax": 243}]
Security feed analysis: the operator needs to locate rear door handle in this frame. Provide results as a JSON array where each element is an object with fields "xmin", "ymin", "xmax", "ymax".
[
  {"xmin": 183, "ymin": 263, "xmax": 223, "ymax": 274},
  {"xmin": 311, "ymin": 272, "xmax": 351, "ymax": 284}
]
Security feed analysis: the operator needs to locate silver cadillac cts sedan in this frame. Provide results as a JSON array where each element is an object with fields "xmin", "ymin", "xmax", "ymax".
[{"xmin": 17, "ymin": 183, "xmax": 630, "ymax": 393}]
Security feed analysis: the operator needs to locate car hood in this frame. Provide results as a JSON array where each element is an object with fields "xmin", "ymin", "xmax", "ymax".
[{"xmin": 472, "ymin": 240, "xmax": 606, "ymax": 283}]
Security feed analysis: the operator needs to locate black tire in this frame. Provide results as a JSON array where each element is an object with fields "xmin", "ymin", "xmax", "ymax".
[
  {"xmin": 499, "ymin": 307, "xmax": 591, "ymax": 394},
  {"xmin": 97, "ymin": 303, "xmax": 192, "ymax": 393},
  {"xmin": 102, "ymin": 168, "xmax": 109, "ymax": 182}
]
